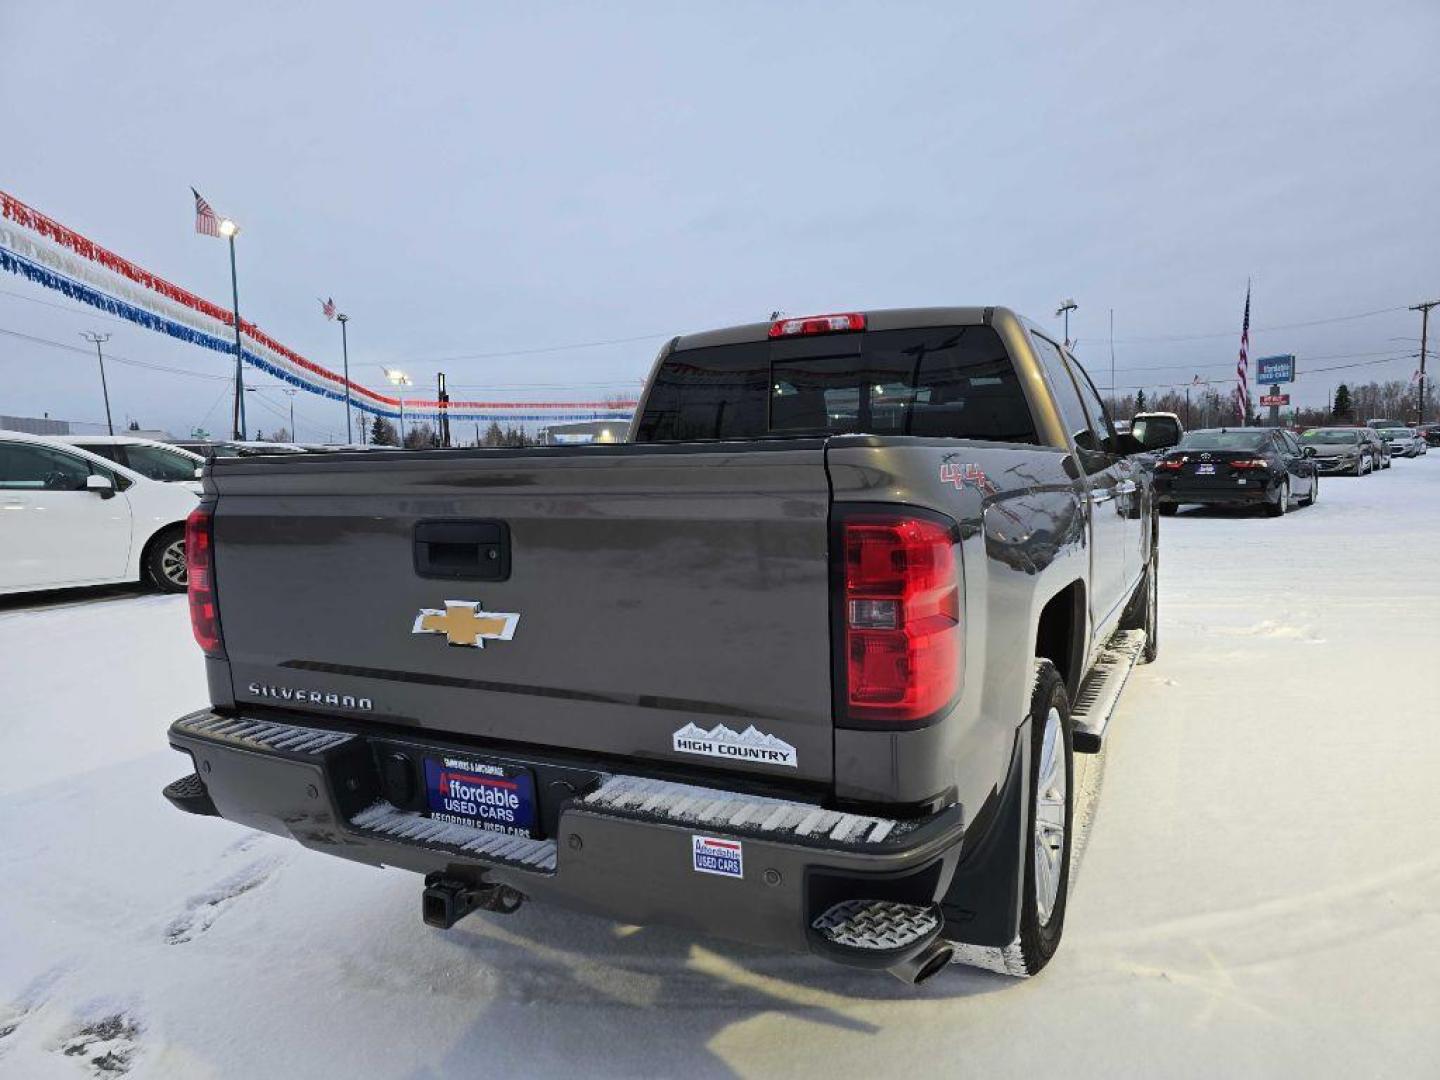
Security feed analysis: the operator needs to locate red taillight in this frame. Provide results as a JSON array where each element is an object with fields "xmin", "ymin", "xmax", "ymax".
[
  {"xmin": 1156, "ymin": 457, "xmax": 1184, "ymax": 472},
  {"xmin": 768, "ymin": 312, "xmax": 866, "ymax": 338},
  {"xmin": 1230, "ymin": 459, "xmax": 1270, "ymax": 470},
  {"xmin": 186, "ymin": 505, "xmax": 225, "ymax": 658},
  {"xmin": 838, "ymin": 511, "xmax": 961, "ymax": 726}
]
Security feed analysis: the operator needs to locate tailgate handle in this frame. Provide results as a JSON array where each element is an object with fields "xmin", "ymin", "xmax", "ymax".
[{"xmin": 413, "ymin": 520, "xmax": 510, "ymax": 581}]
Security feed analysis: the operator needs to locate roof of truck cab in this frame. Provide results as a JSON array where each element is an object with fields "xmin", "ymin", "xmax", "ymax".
[{"xmin": 671, "ymin": 306, "xmax": 1000, "ymax": 350}]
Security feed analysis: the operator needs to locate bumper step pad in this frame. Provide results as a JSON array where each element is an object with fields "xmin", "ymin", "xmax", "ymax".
[
  {"xmin": 582, "ymin": 775, "xmax": 911, "ymax": 847},
  {"xmin": 810, "ymin": 899, "xmax": 945, "ymax": 967},
  {"xmin": 1070, "ymin": 628, "xmax": 1146, "ymax": 753},
  {"xmin": 172, "ymin": 712, "xmax": 354, "ymax": 756},
  {"xmin": 351, "ymin": 802, "xmax": 558, "ymax": 873},
  {"xmin": 162, "ymin": 772, "xmax": 219, "ymax": 817}
]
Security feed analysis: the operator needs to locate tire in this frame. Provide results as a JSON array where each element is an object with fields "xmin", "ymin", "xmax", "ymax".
[
  {"xmin": 1158, "ymin": 503, "xmax": 1179, "ymax": 516},
  {"xmin": 1120, "ymin": 523, "xmax": 1159, "ymax": 663},
  {"xmin": 1301, "ymin": 474, "xmax": 1318, "ymax": 506},
  {"xmin": 1352, "ymin": 457, "xmax": 1365, "ymax": 477},
  {"xmin": 1266, "ymin": 479, "xmax": 1289, "ymax": 517},
  {"xmin": 145, "ymin": 525, "xmax": 188, "ymax": 593},
  {"xmin": 1016, "ymin": 660, "xmax": 1074, "ymax": 975}
]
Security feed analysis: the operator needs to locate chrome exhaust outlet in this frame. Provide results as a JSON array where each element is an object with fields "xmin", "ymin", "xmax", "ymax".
[{"xmin": 888, "ymin": 939, "xmax": 955, "ymax": 985}]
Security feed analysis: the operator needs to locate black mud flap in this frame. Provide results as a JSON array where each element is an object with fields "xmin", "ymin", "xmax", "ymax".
[
  {"xmin": 162, "ymin": 772, "xmax": 219, "ymax": 817},
  {"xmin": 939, "ymin": 721, "xmax": 1028, "ymax": 947}
]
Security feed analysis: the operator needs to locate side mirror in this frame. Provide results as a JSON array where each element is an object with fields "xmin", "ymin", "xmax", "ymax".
[
  {"xmin": 85, "ymin": 473, "xmax": 115, "ymax": 498},
  {"xmin": 1302, "ymin": 446, "xmax": 1316, "ymax": 457},
  {"xmin": 1115, "ymin": 433, "xmax": 1148, "ymax": 456}
]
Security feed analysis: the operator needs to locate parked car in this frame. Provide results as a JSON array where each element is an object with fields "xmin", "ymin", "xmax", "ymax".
[
  {"xmin": 1154, "ymin": 427, "xmax": 1318, "ymax": 515},
  {"xmin": 1129, "ymin": 411, "xmax": 1184, "ymax": 452},
  {"xmin": 1299, "ymin": 427, "xmax": 1373, "ymax": 475},
  {"xmin": 1366, "ymin": 418, "xmax": 1404, "ymax": 430},
  {"xmin": 161, "ymin": 306, "xmax": 1163, "ymax": 984},
  {"xmin": 55, "ymin": 435, "xmax": 205, "ymax": 493},
  {"xmin": 0, "ymin": 430, "xmax": 199, "ymax": 595},
  {"xmin": 1418, "ymin": 422, "xmax": 1440, "ymax": 448},
  {"xmin": 1359, "ymin": 426, "xmax": 1392, "ymax": 469},
  {"xmin": 170, "ymin": 440, "xmax": 309, "ymax": 459},
  {"xmin": 1378, "ymin": 427, "xmax": 1425, "ymax": 458}
]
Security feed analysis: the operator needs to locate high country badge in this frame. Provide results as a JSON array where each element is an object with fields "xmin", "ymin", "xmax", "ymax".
[
  {"xmin": 413, "ymin": 601, "xmax": 520, "ymax": 648},
  {"xmin": 672, "ymin": 723, "xmax": 798, "ymax": 768}
]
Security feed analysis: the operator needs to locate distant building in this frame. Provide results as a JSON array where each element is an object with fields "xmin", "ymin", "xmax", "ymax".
[
  {"xmin": 0, "ymin": 415, "xmax": 173, "ymax": 440},
  {"xmin": 539, "ymin": 419, "xmax": 629, "ymax": 445},
  {"xmin": 2, "ymin": 414, "xmax": 70, "ymax": 436}
]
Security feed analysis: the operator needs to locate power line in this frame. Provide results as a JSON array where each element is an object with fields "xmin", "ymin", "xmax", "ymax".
[{"xmin": 1105, "ymin": 305, "xmax": 1408, "ymax": 344}]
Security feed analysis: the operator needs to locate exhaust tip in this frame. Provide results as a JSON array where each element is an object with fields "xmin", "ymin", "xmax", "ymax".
[{"xmin": 890, "ymin": 940, "xmax": 955, "ymax": 985}]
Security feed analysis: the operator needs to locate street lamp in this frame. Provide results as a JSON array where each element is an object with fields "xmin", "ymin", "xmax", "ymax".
[
  {"xmin": 1055, "ymin": 298, "xmax": 1078, "ymax": 349},
  {"xmin": 79, "ymin": 332, "xmax": 114, "ymax": 435},
  {"xmin": 383, "ymin": 367, "xmax": 412, "ymax": 443},
  {"xmin": 336, "ymin": 313, "xmax": 353, "ymax": 443},
  {"xmin": 216, "ymin": 217, "xmax": 247, "ymax": 439}
]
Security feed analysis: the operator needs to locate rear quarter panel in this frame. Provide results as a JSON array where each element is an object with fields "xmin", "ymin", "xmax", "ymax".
[{"xmin": 825, "ymin": 437, "xmax": 1087, "ymax": 817}]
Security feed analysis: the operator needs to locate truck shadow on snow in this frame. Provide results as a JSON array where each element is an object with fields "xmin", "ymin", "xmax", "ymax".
[{"xmin": 400, "ymin": 900, "xmax": 1015, "ymax": 1078}]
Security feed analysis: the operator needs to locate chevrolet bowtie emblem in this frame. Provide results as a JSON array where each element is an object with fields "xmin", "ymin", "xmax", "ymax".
[{"xmin": 412, "ymin": 601, "xmax": 520, "ymax": 648}]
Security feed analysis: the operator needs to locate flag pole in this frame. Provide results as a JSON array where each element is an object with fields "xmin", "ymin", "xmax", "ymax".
[{"xmin": 226, "ymin": 229, "xmax": 246, "ymax": 440}]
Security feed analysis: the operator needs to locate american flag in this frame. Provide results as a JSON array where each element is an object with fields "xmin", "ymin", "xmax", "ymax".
[
  {"xmin": 1235, "ymin": 283, "xmax": 1251, "ymax": 420},
  {"xmin": 192, "ymin": 188, "xmax": 220, "ymax": 237},
  {"xmin": 322, "ymin": 297, "xmax": 337, "ymax": 320}
]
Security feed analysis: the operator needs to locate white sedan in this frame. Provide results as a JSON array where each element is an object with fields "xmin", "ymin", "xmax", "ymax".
[
  {"xmin": 54, "ymin": 435, "xmax": 205, "ymax": 493},
  {"xmin": 0, "ymin": 430, "xmax": 199, "ymax": 595}
]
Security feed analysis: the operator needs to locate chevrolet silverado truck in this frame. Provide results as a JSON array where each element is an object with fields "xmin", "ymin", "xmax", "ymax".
[{"xmin": 163, "ymin": 307, "xmax": 1159, "ymax": 984}]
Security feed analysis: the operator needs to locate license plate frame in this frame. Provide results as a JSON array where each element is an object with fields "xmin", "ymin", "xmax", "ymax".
[
  {"xmin": 1196, "ymin": 463, "xmax": 1217, "ymax": 475},
  {"xmin": 422, "ymin": 755, "xmax": 539, "ymax": 838}
]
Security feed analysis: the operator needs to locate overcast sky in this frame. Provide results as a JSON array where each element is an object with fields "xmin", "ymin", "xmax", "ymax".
[{"xmin": 2, "ymin": 0, "xmax": 1437, "ymax": 439}]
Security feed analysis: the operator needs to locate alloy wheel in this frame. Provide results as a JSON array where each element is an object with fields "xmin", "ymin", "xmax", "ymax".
[
  {"xmin": 160, "ymin": 538, "xmax": 188, "ymax": 588},
  {"xmin": 1033, "ymin": 706, "xmax": 1067, "ymax": 926}
]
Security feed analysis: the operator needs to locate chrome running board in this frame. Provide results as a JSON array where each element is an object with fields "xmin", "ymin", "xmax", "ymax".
[{"xmin": 1070, "ymin": 629, "xmax": 1146, "ymax": 753}]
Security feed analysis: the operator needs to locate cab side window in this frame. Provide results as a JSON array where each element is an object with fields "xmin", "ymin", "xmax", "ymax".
[
  {"xmin": 0, "ymin": 444, "xmax": 94, "ymax": 490},
  {"xmin": 1031, "ymin": 333, "xmax": 1110, "ymax": 473},
  {"xmin": 1064, "ymin": 352, "xmax": 1119, "ymax": 455}
]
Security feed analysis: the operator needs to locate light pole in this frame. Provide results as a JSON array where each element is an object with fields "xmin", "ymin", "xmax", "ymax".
[
  {"xmin": 383, "ymin": 367, "xmax": 412, "ymax": 445},
  {"xmin": 336, "ymin": 313, "xmax": 353, "ymax": 443},
  {"xmin": 282, "ymin": 387, "xmax": 298, "ymax": 441},
  {"xmin": 1056, "ymin": 298, "xmax": 1078, "ymax": 348},
  {"xmin": 216, "ymin": 217, "xmax": 247, "ymax": 439},
  {"xmin": 79, "ymin": 331, "xmax": 114, "ymax": 434}
]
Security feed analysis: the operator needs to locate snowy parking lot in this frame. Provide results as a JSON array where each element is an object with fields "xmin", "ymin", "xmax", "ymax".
[{"xmin": 2, "ymin": 458, "xmax": 1438, "ymax": 1079}]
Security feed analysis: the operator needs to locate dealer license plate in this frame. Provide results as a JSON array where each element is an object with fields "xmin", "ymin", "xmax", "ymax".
[
  {"xmin": 1196, "ymin": 463, "xmax": 1216, "ymax": 475},
  {"xmin": 423, "ymin": 755, "xmax": 538, "ymax": 838}
]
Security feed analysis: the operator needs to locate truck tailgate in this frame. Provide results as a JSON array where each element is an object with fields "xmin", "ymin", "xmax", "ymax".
[{"xmin": 210, "ymin": 444, "xmax": 835, "ymax": 785}]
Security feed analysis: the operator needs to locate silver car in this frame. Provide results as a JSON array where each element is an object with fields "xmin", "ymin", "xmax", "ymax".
[
  {"xmin": 1299, "ymin": 427, "xmax": 1373, "ymax": 475},
  {"xmin": 1379, "ymin": 427, "xmax": 1425, "ymax": 458}
]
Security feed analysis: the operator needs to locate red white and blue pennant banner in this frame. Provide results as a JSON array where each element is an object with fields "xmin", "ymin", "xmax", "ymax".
[{"xmin": 0, "ymin": 191, "xmax": 637, "ymax": 424}]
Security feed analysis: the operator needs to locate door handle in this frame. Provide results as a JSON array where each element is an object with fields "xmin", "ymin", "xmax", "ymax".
[{"xmin": 413, "ymin": 520, "xmax": 510, "ymax": 581}]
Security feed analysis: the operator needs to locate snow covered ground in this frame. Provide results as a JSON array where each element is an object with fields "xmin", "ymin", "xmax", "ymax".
[{"xmin": 2, "ymin": 458, "xmax": 1438, "ymax": 1078}]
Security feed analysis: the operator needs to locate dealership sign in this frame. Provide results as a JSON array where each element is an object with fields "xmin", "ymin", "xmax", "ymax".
[
  {"xmin": 1260, "ymin": 393, "xmax": 1290, "ymax": 407},
  {"xmin": 1255, "ymin": 354, "xmax": 1296, "ymax": 384}
]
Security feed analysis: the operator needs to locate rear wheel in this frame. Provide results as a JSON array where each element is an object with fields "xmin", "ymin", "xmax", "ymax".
[
  {"xmin": 145, "ymin": 526, "xmax": 187, "ymax": 593},
  {"xmin": 1266, "ymin": 479, "xmax": 1290, "ymax": 517},
  {"xmin": 1016, "ymin": 661, "xmax": 1074, "ymax": 975}
]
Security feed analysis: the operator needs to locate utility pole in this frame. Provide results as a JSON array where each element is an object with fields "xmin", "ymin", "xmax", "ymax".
[
  {"xmin": 337, "ymin": 313, "xmax": 353, "ymax": 443},
  {"xmin": 79, "ymin": 332, "xmax": 114, "ymax": 435},
  {"xmin": 437, "ymin": 371, "xmax": 451, "ymax": 448},
  {"xmin": 1411, "ymin": 299, "xmax": 1438, "ymax": 425},
  {"xmin": 1108, "ymin": 307, "xmax": 1115, "ymax": 400}
]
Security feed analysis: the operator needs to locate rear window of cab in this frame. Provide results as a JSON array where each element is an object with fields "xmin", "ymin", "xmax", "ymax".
[{"xmin": 634, "ymin": 326, "xmax": 1038, "ymax": 444}]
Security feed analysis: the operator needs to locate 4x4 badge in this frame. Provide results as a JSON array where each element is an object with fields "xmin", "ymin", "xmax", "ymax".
[{"xmin": 413, "ymin": 601, "xmax": 520, "ymax": 648}]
